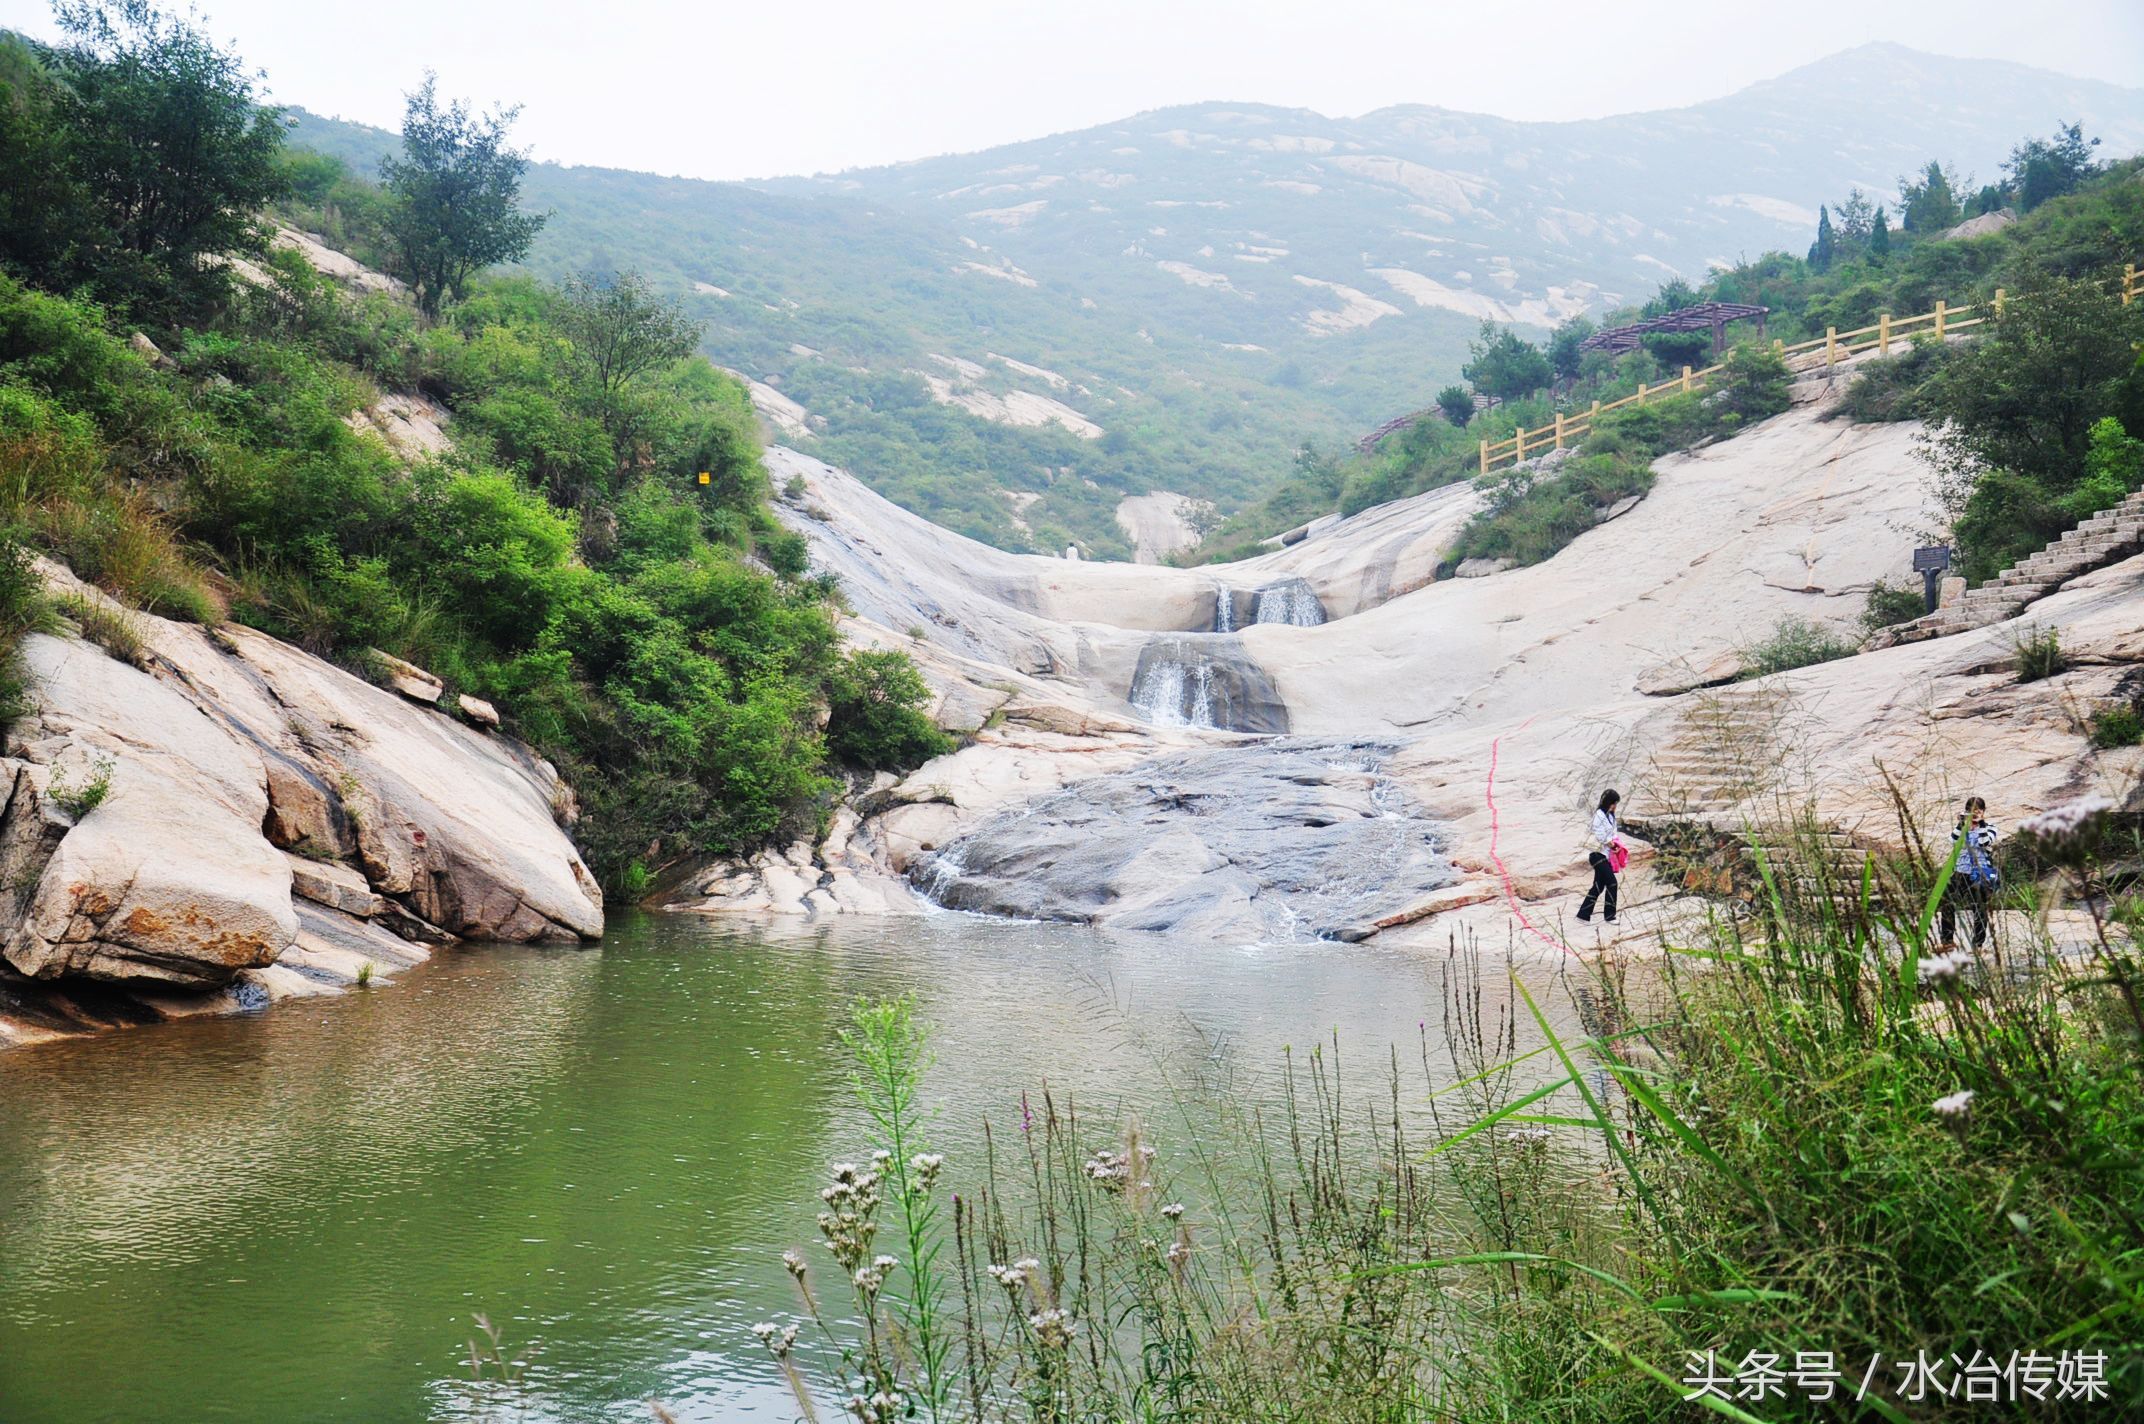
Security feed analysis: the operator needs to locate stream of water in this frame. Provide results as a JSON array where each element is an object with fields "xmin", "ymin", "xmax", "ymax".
[{"xmin": 0, "ymin": 913, "xmax": 1573, "ymax": 1423}]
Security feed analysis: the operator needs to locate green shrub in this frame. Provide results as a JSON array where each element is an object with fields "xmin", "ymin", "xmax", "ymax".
[
  {"xmin": 46, "ymin": 754, "xmax": 114, "ymax": 820},
  {"xmin": 2087, "ymin": 702, "xmax": 2142, "ymax": 748},
  {"xmin": 1832, "ymin": 336, "xmax": 1956, "ymax": 422},
  {"xmin": 2013, "ymin": 625, "xmax": 2066, "ymax": 682},
  {"xmin": 824, "ymin": 649, "xmax": 954, "ymax": 768},
  {"xmin": 56, "ymin": 593, "xmax": 144, "ymax": 665},
  {"xmin": 1859, "ymin": 577, "xmax": 1928, "ymax": 634},
  {"xmin": 1739, "ymin": 615, "xmax": 1858, "ymax": 676}
]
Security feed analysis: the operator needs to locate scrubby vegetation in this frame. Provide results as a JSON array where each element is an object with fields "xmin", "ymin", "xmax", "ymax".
[
  {"xmin": 1738, "ymin": 614, "xmax": 1858, "ymax": 678},
  {"xmin": 1191, "ymin": 133, "xmax": 2144, "ymax": 585},
  {"xmin": 0, "ymin": 2, "xmax": 949, "ymax": 888},
  {"xmin": 708, "ymin": 805, "xmax": 2144, "ymax": 1421}
]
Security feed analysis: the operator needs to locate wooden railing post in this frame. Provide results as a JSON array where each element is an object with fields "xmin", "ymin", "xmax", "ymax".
[
  {"xmin": 1637, "ymin": 381, "xmax": 1648, "ymax": 406},
  {"xmin": 1878, "ymin": 312, "xmax": 1891, "ymax": 355},
  {"xmin": 1514, "ymin": 425, "xmax": 1527, "ymax": 462},
  {"xmin": 1553, "ymin": 411, "xmax": 1566, "ymax": 449},
  {"xmin": 1681, "ymin": 364, "xmax": 1693, "ymax": 394},
  {"xmin": 1479, "ymin": 439, "xmax": 1489, "ymax": 477},
  {"xmin": 1825, "ymin": 326, "xmax": 1837, "ymax": 367},
  {"xmin": 2125, "ymin": 264, "xmax": 2136, "ymax": 307},
  {"xmin": 1590, "ymin": 398, "xmax": 1602, "ymax": 422},
  {"xmin": 1933, "ymin": 300, "xmax": 1946, "ymax": 339},
  {"xmin": 1994, "ymin": 287, "xmax": 2005, "ymax": 319},
  {"xmin": 1774, "ymin": 337, "xmax": 1784, "ymax": 354}
]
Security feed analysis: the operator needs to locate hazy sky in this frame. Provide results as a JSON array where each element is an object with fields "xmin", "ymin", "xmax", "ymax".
[{"xmin": 4, "ymin": 0, "xmax": 2139, "ymax": 180}]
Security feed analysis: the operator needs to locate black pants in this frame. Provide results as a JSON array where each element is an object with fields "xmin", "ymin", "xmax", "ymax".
[
  {"xmin": 1940, "ymin": 882, "xmax": 1991, "ymax": 950},
  {"xmin": 1579, "ymin": 852, "xmax": 1618, "ymax": 922}
]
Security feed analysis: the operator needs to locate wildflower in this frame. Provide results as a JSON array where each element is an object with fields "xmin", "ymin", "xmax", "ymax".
[
  {"xmin": 2017, "ymin": 795, "xmax": 2113, "ymax": 843},
  {"xmin": 872, "ymin": 1253, "xmax": 898, "ymax": 1273},
  {"xmin": 1918, "ymin": 949, "xmax": 1973, "ymax": 984},
  {"xmin": 1165, "ymin": 1239, "xmax": 1191, "ymax": 1266},
  {"xmin": 1160, "ymin": 1201, "xmax": 1186, "ymax": 1220},
  {"xmin": 910, "ymin": 1152, "xmax": 944, "ymax": 1191},
  {"xmin": 751, "ymin": 1321, "xmax": 778, "ymax": 1343},
  {"xmin": 854, "ymin": 1264, "xmax": 887, "ymax": 1297},
  {"xmin": 1083, "ymin": 1149, "xmax": 1130, "ymax": 1192},
  {"xmin": 1027, "ymin": 1307, "xmax": 1077, "ymax": 1348},
  {"xmin": 782, "ymin": 1248, "xmax": 806, "ymax": 1279},
  {"xmin": 1932, "ymin": 1089, "xmax": 1974, "ymax": 1120}
]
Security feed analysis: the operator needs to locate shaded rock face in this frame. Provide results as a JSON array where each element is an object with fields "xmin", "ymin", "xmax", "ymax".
[
  {"xmin": 911, "ymin": 739, "xmax": 1454, "ymax": 942},
  {"xmin": 1127, "ymin": 636, "xmax": 1290, "ymax": 733},
  {"xmin": 0, "ymin": 571, "xmax": 601, "ymax": 1024}
]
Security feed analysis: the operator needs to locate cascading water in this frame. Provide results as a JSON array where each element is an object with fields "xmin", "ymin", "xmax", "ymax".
[
  {"xmin": 1211, "ymin": 582, "xmax": 1237, "ymax": 632},
  {"xmin": 1128, "ymin": 639, "xmax": 1218, "ymax": 728},
  {"xmin": 1251, "ymin": 577, "xmax": 1326, "ymax": 627}
]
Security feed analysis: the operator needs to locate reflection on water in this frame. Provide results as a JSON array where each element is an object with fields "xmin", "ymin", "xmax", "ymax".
[{"xmin": 0, "ymin": 912, "xmax": 1576, "ymax": 1422}]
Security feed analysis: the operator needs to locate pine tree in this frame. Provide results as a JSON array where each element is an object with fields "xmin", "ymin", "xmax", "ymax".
[
  {"xmin": 1869, "ymin": 206, "xmax": 1892, "ymax": 262},
  {"xmin": 1807, "ymin": 205, "xmax": 1836, "ymax": 273}
]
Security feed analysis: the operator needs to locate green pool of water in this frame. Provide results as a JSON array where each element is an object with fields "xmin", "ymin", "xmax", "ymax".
[{"xmin": 0, "ymin": 912, "xmax": 1566, "ymax": 1421}]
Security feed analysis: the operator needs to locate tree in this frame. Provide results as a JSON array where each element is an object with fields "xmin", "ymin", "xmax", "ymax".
[
  {"xmin": 1967, "ymin": 184, "xmax": 2006, "ymax": 218},
  {"xmin": 1807, "ymin": 205, "xmax": 1836, "ymax": 273},
  {"xmin": 37, "ymin": 1, "xmax": 288, "ymax": 322},
  {"xmin": 1434, "ymin": 384, "xmax": 1474, "ymax": 427},
  {"xmin": 559, "ymin": 269, "xmax": 701, "ymax": 433},
  {"xmin": 1924, "ymin": 275, "xmax": 2144, "ymax": 578},
  {"xmin": 2004, "ymin": 122, "xmax": 2100, "ymax": 213},
  {"xmin": 1546, "ymin": 316, "xmax": 1595, "ymax": 383},
  {"xmin": 1868, "ymin": 206, "xmax": 1891, "ymax": 262},
  {"xmin": 1898, "ymin": 161, "xmax": 1961, "ymax": 234},
  {"xmin": 1833, "ymin": 187, "xmax": 1876, "ymax": 242},
  {"xmin": 381, "ymin": 73, "xmax": 545, "ymax": 317},
  {"xmin": 1461, "ymin": 322, "xmax": 1553, "ymax": 402}
]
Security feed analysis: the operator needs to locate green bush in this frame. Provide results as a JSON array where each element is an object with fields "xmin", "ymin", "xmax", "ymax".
[
  {"xmin": 2087, "ymin": 702, "xmax": 2142, "ymax": 748},
  {"xmin": 1832, "ymin": 336, "xmax": 1956, "ymax": 423},
  {"xmin": 825, "ymin": 649, "xmax": 955, "ymax": 767},
  {"xmin": 2013, "ymin": 625, "xmax": 2066, "ymax": 682},
  {"xmin": 1739, "ymin": 615, "xmax": 1858, "ymax": 676},
  {"xmin": 1859, "ymin": 577, "xmax": 1929, "ymax": 634}
]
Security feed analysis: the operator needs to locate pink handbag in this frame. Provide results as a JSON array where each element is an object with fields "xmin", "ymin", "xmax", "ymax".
[{"xmin": 1607, "ymin": 839, "xmax": 1630, "ymax": 874}]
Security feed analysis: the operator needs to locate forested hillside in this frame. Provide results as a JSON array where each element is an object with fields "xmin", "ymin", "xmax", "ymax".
[
  {"xmin": 0, "ymin": 8, "xmax": 948, "ymax": 894},
  {"xmin": 282, "ymin": 45, "xmax": 2144, "ymax": 554}
]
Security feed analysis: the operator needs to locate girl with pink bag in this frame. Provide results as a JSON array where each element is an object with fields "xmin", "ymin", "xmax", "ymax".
[{"xmin": 1578, "ymin": 788, "xmax": 1624, "ymax": 923}]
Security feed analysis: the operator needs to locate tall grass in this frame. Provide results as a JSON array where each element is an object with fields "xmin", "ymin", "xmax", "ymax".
[{"xmin": 760, "ymin": 806, "xmax": 2143, "ymax": 1420}]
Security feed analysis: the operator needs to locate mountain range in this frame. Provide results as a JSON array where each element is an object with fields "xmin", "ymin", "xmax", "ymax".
[{"xmin": 289, "ymin": 43, "xmax": 2144, "ymax": 555}]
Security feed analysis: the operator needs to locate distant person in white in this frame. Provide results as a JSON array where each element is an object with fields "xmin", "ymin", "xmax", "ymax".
[
  {"xmin": 1577, "ymin": 788, "xmax": 1622, "ymax": 924},
  {"xmin": 1941, "ymin": 794, "xmax": 1998, "ymax": 951}
]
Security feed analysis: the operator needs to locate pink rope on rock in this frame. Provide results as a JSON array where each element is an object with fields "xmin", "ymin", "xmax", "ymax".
[{"xmin": 1483, "ymin": 723, "xmax": 1576, "ymax": 957}]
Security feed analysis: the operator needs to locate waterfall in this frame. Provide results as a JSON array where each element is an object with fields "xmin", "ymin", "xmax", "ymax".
[
  {"xmin": 1129, "ymin": 641, "xmax": 1218, "ymax": 728},
  {"xmin": 1211, "ymin": 582, "xmax": 1237, "ymax": 633},
  {"xmin": 1251, "ymin": 578, "xmax": 1326, "ymax": 627}
]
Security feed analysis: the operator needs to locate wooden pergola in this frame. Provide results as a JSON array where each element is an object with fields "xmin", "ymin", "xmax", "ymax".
[{"xmin": 1579, "ymin": 301, "xmax": 1769, "ymax": 358}]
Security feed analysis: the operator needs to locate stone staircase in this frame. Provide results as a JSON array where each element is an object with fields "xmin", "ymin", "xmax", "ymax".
[
  {"xmin": 1627, "ymin": 687, "xmax": 1875, "ymax": 903},
  {"xmin": 1870, "ymin": 488, "xmax": 2144, "ymax": 648}
]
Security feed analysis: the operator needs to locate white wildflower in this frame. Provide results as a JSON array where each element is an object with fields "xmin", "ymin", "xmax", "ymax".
[
  {"xmin": 1165, "ymin": 1239, "xmax": 1191, "ymax": 1266},
  {"xmin": 2018, "ymin": 795, "xmax": 2113, "ymax": 842},
  {"xmin": 1160, "ymin": 1201, "xmax": 1186, "ymax": 1220},
  {"xmin": 782, "ymin": 1248, "xmax": 805, "ymax": 1279},
  {"xmin": 1027, "ymin": 1307, "xmax": 1077, "ymax": 1347},
  {"xmin": 1932, "ymin": 1089, "xmax": 1975, "ymax": 1120},
  {"xmin": 1918, "ymin": 949, "xmax": 1973, "ymax": 984},
  {"xmin": 751, "ymin": 1321, "xmax": 779, "ymax": 1343}
]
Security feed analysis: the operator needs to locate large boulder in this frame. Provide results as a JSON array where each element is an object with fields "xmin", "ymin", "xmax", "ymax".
[
  {"xmin": 156, "ymin": 622, "xmax": 603, "ymax": 943},
  {"xmin": 2, "ymin": 635, "xmax": 296, "ymax": 987}
]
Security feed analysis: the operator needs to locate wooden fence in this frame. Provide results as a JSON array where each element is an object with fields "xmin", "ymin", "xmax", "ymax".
[{"xmin": 1477, "ymin": 261, "xmax": 2144, "ymax": 477}]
